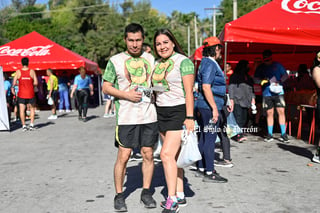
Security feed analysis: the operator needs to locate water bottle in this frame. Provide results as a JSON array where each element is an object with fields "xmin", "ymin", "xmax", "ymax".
[{"xmin": 251, "ymin": 103, "xmax": 257, "ymax": 114}]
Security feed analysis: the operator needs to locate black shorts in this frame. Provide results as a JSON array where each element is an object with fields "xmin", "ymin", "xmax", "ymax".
[
  {"xmin": 51, "ymin": 90, "xmax": 58, "ymax": 103},
  {"xmin": 115, "ymin": 122, "xmax": 159, "ymax": 149},
  {"xmin": 6, "ymin": 95, "xmax": 12, "ymax": 105},
  {"xmin": 262, "ymin": 95, "xmax": 286, "ymax": 110},
  {"xmin": 18, "ymin": 97, "xmax": 36, "ymax": 105},
  {"xmin": 157, "ymin": 104, "xmax": 186, "ymax": 132}
]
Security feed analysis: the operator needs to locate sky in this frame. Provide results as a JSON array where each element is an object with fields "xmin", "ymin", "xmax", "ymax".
[{"xmin": 1, "ymin": 0, "xmax": 222, "ymax": 19}]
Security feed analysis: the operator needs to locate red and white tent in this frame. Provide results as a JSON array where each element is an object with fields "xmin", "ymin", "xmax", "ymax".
[
  {"xmin": 0, "ymin": 31, "xmax": 99, "ymax": 74},
  {"xmin": 218, "ymin": 0, "xmax": 320, "ymax": 71}
]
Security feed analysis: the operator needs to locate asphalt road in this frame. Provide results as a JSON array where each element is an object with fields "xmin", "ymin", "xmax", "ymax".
[{"xmin": 0, "ymin": 106, "xmax": 319, "ymax": 213}]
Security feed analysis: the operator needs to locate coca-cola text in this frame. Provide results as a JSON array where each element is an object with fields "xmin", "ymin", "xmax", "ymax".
[{"xmin": 0, "ymin": 45, "xmax": 53, "ymax": 57}]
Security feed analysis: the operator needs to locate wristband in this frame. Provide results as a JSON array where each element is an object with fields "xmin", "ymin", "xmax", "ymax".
[{"xmin": 185, "ymin": 116, "xmax": 194, "ymax": 120}]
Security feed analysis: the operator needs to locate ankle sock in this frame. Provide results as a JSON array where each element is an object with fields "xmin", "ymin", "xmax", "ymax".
[
  {"xmin": 169, "ymin": 195, "xmax": 177, "ymax": 203},
  {"xmin": 267, "ymin": 126, "xmax": 273, "ymax": 136},
  {"xmin": 176, "ymin": 192, "xmax": 185, "ymax": 199},
  {"xmin": 280, "ymin": 124, "xmax": 286, "ymax": 135}
]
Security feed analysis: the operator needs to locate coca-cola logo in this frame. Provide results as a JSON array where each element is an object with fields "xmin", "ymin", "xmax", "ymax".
[
  {"xmin": 282, "ymin": 0, "xmax": 320, "ymax": 14},
  {"xmin": 0, "ymin": 45, "xmax": 53, "ymax": 57}
]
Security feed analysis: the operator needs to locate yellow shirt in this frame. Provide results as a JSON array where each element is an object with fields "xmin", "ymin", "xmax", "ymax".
[{"xmin": 47, "ymin": 75, "xmax": 58, "ymax": 91}]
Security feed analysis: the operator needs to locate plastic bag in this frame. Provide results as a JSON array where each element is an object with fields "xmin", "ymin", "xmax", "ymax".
[
  {"xmin": 47, "ymin": 97, "xmax": 54, "ymax": 105},
  {"xmin": 177, "ymin": 131, "xmax": 202, "ymax": 168},
  {"xmin": 226, "ymin": 112, "xmax": 242, "ymax": 138}
]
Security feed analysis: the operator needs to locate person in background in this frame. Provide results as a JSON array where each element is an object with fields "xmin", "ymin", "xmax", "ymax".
[
  {"xmin": 68, "ymin": 74, "xmax": 76, "ymax": 111},
  {"xmin": 46, "ymin": 68, "xmax": 59, "ymax": 120},
  {"xmin": 102, "ymin": 23, "xmax": 158, "ymax": 212},
  {"xmin": 195, "ymin": 37, "xmax": 230, "ymax": 179},
  {"xmin": 4, "ymin": 73, "xmax": 12, "ymax": 122},
  {"xmin": 11, "ymin": 57, "xmax": 38, "ymax": 131},
  {"xmin": 254, "ymin": 49, "xmax": 289, "ymax": 142},
  {"xmin": 152, "ymin": 28, "xmax": 195, "ymax": 213},
  {"xmin": 10, "ymin": 72, "xmax": 20, "ymax": 122},
  {"xmin": 294, "ymin": 64, "xmax": 315, "ymax": 91},
  {"xmin": 70, "ymin": 67, "xmax": 94, "ymax": 122},
  {"xmin": 229, "ymin": 60, "xmax": 255, "ymax": 142},
  {"xmin": 143, "ymin": 42, "xmax": 152, "ymax": 54},
  {"xmin": 311, "ymin": 51, "xmax": 320, "ymax": 163},
  {"xmin": 103, "ymin": 92, "xmax": 115, "ymax": 118},
  {"xmin": 225, "ymin": 62, "xmax": 233, "ymax": 86},
  {"xmin": 58, "ymin": 71, "xmax": 71, "ymax": 113}
]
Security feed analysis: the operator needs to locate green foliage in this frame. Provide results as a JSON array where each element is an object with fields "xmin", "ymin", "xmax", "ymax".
[{"xmin": 0, "ymin": 0, "xmax": 273, "ymax": 68}]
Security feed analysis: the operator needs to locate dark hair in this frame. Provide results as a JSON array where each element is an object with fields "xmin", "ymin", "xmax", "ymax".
[
  {"xmin": 3, "ymin": 73, "xmax": 9, "ymax": 80},
  {"xmin": 21, "ymin": 57, "xmax": 29, "ymax": 66},
  {"xmin": 142, "ymin": 43, "xmax": 151, "ymax": 51},
  {"xmin": 202, "ymin": 45, "xmax": 221, "ymax": 57},
  {"xmin": 262, "ymin": 49, "xmax": 272, "ymax": 58},
  {"xmin": 124, "ymin": 23, "xmax": 145, "ymax": 38},
  {"xmin": 230, "ymin": 60, "xmax": 252, "ymax": 85},
  {"xmin": 153, "ymin": 28, "xmax": 185, "ymax": 58}
]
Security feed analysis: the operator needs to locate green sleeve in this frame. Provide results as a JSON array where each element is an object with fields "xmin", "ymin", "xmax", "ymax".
[
  {"xmin": 180, "ymin": 58, "xmax": 195, "ymax": 77},
  {"xmin": 103, "ymin": 60, "xmax": 116, "ymax": 83}
]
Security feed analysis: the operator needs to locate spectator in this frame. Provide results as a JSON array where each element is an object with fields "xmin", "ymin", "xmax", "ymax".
[
  {"xmin": 103, "ymin": 92, "xmax": 115, "ymax": 118},
  {"xmin": 225, "ymin": 62, "xmax": 233, "ymax": 85},
  {"xmin": 229, "ymin": 60, "xmax": 255, "ymax": 142},
  {"xmin": 143, "ymin": 43, "xmax": 152, "ymax": 54},
  {"xmin": 294, "ymin": 64, "xmax": 315, "ymax": 91},
  {"xmin": 46, "ymin": 69, "xmax": 59, "ymax": 119},
  {"xmin": 70, "ymin": 67, "xmax": 94, "ymax": 122},
  {"xmin": 3, "ymin": 73, "xmax": 12, "ymax": 122},
  {"xmin": 58, "ymin": 71, "xmax": 71, "ymax": 113},
  {"xmin": 254, "ymin": 50, "xmax": 289, "ymax": 142},
  {"xmin": 311, "ymin": 51, "xmax": 320, "ymax": 163},
  {"xmin": 152, "ymin": 28, "xmax": 195, "ymax": 212},
  {"xmin": 11, "ymin": 57, "xmax": 38, "ymax": 131},
  {"xmin": 195, "ymin": 37, "xmax": 230, "ymax": 180}
]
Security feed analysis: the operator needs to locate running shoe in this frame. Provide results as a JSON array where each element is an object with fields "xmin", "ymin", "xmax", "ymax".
[
  {"xmin": 214, "ymin": 160, "xmax": 234, "ymax": 168},
  {"xmin": 279, "ymin": 134, "xmax": 289, "ymax": 143},
  {"xmin": 48, "ymin": 114, "xmax": 58, "ymax": 120},
  {"xmin": 312, "ymin": 152, "xmax": 320, "ymax": 163},
  {"xmin": 161, "ymin": 197, "xmax": 179, "ymax": 213},
  {"xmin": 129, "ymin": 153, "xmax": 143, "ymax": 162},
  {"xmin": 161, "ymin": 197, "xmax": 187, "ymax": 208},
  {"xmin": 264, "ymin": 134, "xmax": 273, "ymax": 142},
  {"xmin": 194, "ymin": 169, "xmax": 205, "ymax": 178},
  {"xmin": 22, "ymin": 125, "xmax": 28, "ymax": 132},
  {"xmin": 114, "ymin": 193, "xmax": 127, "ymax": 212},
  {"xmin": 153, "ymin": 155, "xmax": 162, "ymax": 162},
  {"xmin": 29, "ymin": 124, "xmax": 35, "ymax": 131},
  {"xmin": 140, "ymin": 188, "xmax": 156, "ymax": 208},
  {"xmin": 202, "ymin": 171, "xmax": 228, "ymax": 183}
]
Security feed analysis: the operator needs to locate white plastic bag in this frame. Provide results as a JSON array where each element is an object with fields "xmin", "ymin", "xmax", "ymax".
[
  {"xmin": 47, "ymin": 97, "xmax": 54, "ymax": 105},
  {"xmin": 177, "ymin": 131, "xmax": 202, "ymax": 168}
]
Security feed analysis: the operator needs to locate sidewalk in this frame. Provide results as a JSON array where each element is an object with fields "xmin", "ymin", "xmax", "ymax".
[{"xmin": 0, "ymin": 106, "xmax": 319, "ymax": 213}]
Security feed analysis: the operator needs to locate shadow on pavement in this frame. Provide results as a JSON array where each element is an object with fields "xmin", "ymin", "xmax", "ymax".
[
  {"xmin": 123, "ymin": 162, "xmax": 195, "ymax": 200},
  {"xmin": 277, "ymin": 143, "xmax": 313, "ymax": 159}
]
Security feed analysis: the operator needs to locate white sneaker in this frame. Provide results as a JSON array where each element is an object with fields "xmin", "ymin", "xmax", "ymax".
[
  {"xmin": 48, "ymin": 114, "xmax": 58, "ymax": 120},
  {"xmin": 58, "ymin": 109, "xmax": 64, "ymax": 113},
  {"xmin": 65, "ymin": 109, "xmax": 71, "ymax": 113},
  {"xmin": 312, "ymin": 153, "xmax": 320, "ymax": 163},
  {"xmin": 103, "ymin": 114, "xmax": 110, "ymax": 118}
]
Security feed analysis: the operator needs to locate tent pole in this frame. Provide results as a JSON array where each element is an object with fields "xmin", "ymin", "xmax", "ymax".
[
  {"xmin": 224, "ymin": 41, "xmax": 228, "ymax": 80},
  {"xmin": 97, "ymin": 74, "xmax": 102, "ymax": 106}
]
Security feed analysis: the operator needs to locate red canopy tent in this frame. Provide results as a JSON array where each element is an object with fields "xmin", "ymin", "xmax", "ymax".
[
  {"xmin": 218, "ymin": 0, "xmax": 320, "ymax": 72},
  {"xmin": 0, "ymin": 31, "xmax": 99, "ymax": 75}
]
